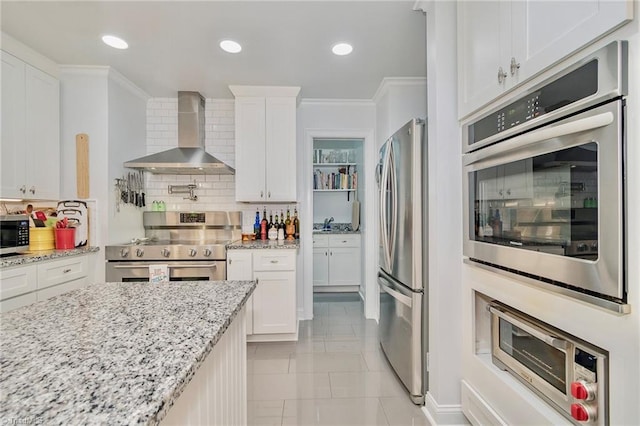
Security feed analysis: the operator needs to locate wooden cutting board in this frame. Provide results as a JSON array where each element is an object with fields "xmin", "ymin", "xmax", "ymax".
[
  {"xmin": 76, "ymin": 134, "xmax": 89, "ymax": 198},
  {"xmin": 351, "ymin": 191, "xmax": 360, "ymax": 231}
]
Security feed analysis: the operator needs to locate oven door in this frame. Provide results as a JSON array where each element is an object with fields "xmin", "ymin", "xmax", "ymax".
[
  {"xmin": 106, "ymin": 261, "xmax": 226, "ymax": 282},
  {"xmin": 463, "ymin": 99, "xmax": 625, "ymax": 302},
  {"xmin": 490, "ymin": 304, "xmax": 572, "ymax": 414}
]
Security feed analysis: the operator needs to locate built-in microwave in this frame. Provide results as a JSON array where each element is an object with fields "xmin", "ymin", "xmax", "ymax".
[
  {"xmin": 463, "ymin": 41, "xmax": 628, "ymax": 313},
  {"xmin": 489, "ymin": 302, "xmax": 608, "ymax": 425},
  {"xmin": 0, "ymin": 214, "xmax": 30, "ymax": 255}
]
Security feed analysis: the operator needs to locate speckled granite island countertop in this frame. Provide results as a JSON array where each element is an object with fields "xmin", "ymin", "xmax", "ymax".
[
  {"xmin": 0, "ymin": 246, "xmax": 100, "ymax": 268},
  {"xmin": 226, "ymin": 239, "xmax": 300, "ymax": 249},
  {"xmin": 0, "ymin": 280, "xmax": 256, "ymax": 425}
]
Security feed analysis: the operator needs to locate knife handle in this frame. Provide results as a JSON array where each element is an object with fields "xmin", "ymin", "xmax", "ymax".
[{"xmin": 141, "ymin": 193, "xmax": 146, "ymax": 207}]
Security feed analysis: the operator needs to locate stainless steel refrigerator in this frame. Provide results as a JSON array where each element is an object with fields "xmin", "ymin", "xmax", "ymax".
[{"xmin": 377, "ymin": 118, "xmax": 428, "ymax": 405}]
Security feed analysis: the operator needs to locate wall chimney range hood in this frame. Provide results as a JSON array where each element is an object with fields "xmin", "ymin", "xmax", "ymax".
[{"xmin": 124, "ymin": 91, "xmax": 235, "ymax": 175}]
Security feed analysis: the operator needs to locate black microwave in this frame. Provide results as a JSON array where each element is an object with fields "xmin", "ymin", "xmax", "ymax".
[{"xmin": 0, "ymin": 215, "xmax": 30, "ymax": 255}]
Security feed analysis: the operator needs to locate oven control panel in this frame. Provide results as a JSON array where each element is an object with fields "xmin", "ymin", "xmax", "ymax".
[{"xmin": 180, "ymin": 212, "xmax": 206, "ymax": 223}]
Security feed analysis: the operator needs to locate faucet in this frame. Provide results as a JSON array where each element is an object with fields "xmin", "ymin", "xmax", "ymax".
[{"xmin": 323, "ymin": 217, "xmax": 334, "ymax": 230}]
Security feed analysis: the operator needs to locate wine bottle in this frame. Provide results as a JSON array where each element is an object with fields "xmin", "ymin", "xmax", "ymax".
[
  {"xmin": 274, "ymin": 212, "xmax": 279, "ymax": 230},
  {"xmin": 269, "ymin": 211, "xmax": 274, "ymax": 230},
  {"xmin": 254, "ymin": 209, "xmax": 261, "ymax": 239},
  {"xmin": 293, "ymin": 208, "xmax": 300, "ymax": 239},
  {"xmin": 260, "ymin": 207, "xmax": 268, "ymax": 240},
  {"xmin": 280, "ymin": 210, "xmax": 285, "ymax": 229}
]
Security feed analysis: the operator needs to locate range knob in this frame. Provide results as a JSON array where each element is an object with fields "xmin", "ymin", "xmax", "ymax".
[
  {"xmin": 571, "ymin": 402, "xmax": 597, "ymax": 422},
  {"xmin": 161, "ymin": 248, "xmax": 171, "ymax": 258},
  {"xmin": 135, "ymin": 248, "xmax": 144, "ymax": 257},
  {"xmin": 590, "ymin": 242, "xmax": 598, "ymax": 252},
  {"xmin": 203, "ymin": 248, "xmax": 212, "ymax": 257},
  {"xmin": 188, "ymin": 248, "xmax": 197, "ymax": 257},
  {"xmin": 120, "ymin": 248, "xmax": 129, "ymax": 258},
  {"xmin": 571, "ymin": 380, "xmax": 597, "ymax": 401},
  {"xmin": 577, "ymin": 243, "xmax": 588, "ymax": 252}
]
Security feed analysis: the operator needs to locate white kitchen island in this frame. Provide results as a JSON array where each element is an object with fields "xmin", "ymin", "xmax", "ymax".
[{"xmin": 0, "ymin": 280, "xmax": 255, "ymax": 425}]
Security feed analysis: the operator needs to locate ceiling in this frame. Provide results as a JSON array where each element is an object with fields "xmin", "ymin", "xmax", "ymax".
[{"xmin": 0, "ymin": 1, "xmax": 426, "ymax": 99}]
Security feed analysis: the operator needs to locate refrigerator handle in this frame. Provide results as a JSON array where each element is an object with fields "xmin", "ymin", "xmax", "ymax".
[
  {"xmin": 378, "ymin": 272, "xmax": 412, "ymax": 308},
  {"xmin": 388, "ymin": 142, "xmax": 398, "ymax": 270},
  {"xmin": 379, "ymin": 144, "xmax": 392, "ymax": 270}
]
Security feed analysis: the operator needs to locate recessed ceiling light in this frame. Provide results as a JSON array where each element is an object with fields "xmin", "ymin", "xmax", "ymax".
[
  {"xmin": 332, "ymin": 42, "xmax": 353, "ymax": 56},
  {"xmin": 220, "ymin": 40, "xmax": 242, "ymax": 53},
  {"xmin": 102, "ymin": 35, "xmax": 128, "ymax": 50}
]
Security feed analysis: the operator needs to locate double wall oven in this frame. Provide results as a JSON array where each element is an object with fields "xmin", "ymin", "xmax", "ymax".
[
  {"xmin": 463, "ymin": 41, "xmax": 628, "ymax": 313},
  {"xmin": 106, "ymin": 211, "xmax": 241, "ymax": 282}
]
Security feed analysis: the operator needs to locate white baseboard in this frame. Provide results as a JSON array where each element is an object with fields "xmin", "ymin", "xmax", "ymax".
[{"xmin": 423, "ymin": 392, "xmax": 469, "ymax": 425}]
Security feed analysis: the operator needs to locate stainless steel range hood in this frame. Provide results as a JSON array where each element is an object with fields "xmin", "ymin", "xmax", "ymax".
[{"xmin": 124, "ymin": 91, "xmax": 235, "ymax": 175}]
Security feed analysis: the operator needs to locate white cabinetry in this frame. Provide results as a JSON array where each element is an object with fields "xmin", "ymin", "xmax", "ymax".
[
  {"xmin": 1, "ymin": 51, "xmax": 59, "ymax": 199},
  {"xmin": 230, "ymin": 86, "xmax": 300, "ymax": 203},
  {"xmin": 457, "ymin": 0, "xmax": 632, "ymax": 118},
  {"xmin": 227, "ymin": 249, "xmax": 297, "ymax": 341},
  {"xmin": 313, "ymin": 234, "xmax": 361, "ymax": 287},
  {"xmin": 0, "ymin": 255, "xmax": 89, "ymax": 313}
]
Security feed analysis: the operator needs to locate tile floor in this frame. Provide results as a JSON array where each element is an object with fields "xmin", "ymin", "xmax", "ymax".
[{"xmin": 247, "ymin": 293, "xmax": 431, "ymax": 426}]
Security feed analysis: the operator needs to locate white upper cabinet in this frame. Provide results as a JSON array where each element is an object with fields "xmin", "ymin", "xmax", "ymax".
[
  {"xmin": 1, "ymin": 51, "xmax": 59, "ymax": 200},
  {"xmin": 230, "ymin": 85, "xmax": 300, "ymax": 203},
  {"xmin": 458, "ymin": 0, "xmax": 633, "ymax": 118}
]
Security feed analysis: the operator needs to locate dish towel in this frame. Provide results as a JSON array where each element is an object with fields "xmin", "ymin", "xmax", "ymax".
[{"xmin": 149, "ymin": 264, "xmax": 169, "ymax": 283}]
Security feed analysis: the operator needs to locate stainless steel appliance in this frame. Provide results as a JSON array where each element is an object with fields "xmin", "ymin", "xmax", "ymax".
[
  {"xmin": 490, "ymin": 302, "xmax": 608, "ymax": 425},
  {"xmin": 124, "ymin": 91, "xmax": 235, "ymax": 175},
  {"xmin": 105, "ymin": 211, "xmax": 241, "ymax": 282},
  {"xmin": 463, "ymin": 41, "xmax": 628, "ymax": 313},
  {"xmin": 377, "ymin": 118, "xmax": 428, "ymax": 404},
  {"xmin": 0, "ymin": 214, "xmax": 30, "ymax": 255}
]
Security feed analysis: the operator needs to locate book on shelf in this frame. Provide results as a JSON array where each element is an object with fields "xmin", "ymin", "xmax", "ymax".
[{"xmin": 313, "ymin": 169, "xmax": 357, "ymax": 190}]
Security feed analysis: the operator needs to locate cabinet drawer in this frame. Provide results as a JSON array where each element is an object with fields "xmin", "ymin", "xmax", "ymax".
[
  {"xmin": 36, "ymin": 277, "xmax": 87, "ymax": 302},
  {"xmin": 312, "ymin": 234, "xmax": 329, "ymax": 248},
  {"xmin": 253, "ymin": 251, "xmax": 295, "ymax": 271},
  {"xmin": 328, "ymin": 234, "xmax": 361, "ymax": 248},
  {"xmin": 37, "ymin": 256, "xmax": 88, "ymax": 290},
  {"xmin": 0, "ymin": 265, "xmax": 37, "ymax": 300},
  {"xmin": 0, "ymin": 292, "xmax": 37, "ymax": 313}
]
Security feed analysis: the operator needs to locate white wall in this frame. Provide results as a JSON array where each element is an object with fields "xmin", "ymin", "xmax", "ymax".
[
  {"xmin": 374, "ymin": 77, "xmax": 427, "ymax": 146},
  {"xmin": 297, "ymin": 99, "xmax": 377, "ymax": 319},
  {"xmin": 419, "ymin": 1, "xmax": 466, "ymax": 424},
  {"xmin": 59, "ymin": 66, "xmax": 147, "ymax": 281}
]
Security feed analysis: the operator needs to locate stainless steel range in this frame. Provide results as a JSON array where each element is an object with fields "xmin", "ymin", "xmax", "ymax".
[{"xmin": 105, "ymin": 211, "xmax": 242, "ymax": 282}]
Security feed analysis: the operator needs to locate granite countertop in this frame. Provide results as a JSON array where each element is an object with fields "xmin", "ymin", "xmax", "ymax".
[
  {"xmin": 312, "ymin": 222, "xmax": 360, "ymax": 234},
  {"xmin": 226, "ymin": 239, "xmax": 300, "ymax": 249},
  {"xmin": 0, "ymin": 280, "xmax": 256, "ymax": 425},
  {"xmin": 0, "ymin": 246, "xmax": 100, "ymax": 269}
]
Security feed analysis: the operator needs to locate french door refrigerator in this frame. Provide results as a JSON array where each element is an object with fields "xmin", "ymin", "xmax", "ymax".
[{"xmin": 377, "ymin": 118, "xmax": 428, "ymax": 405}]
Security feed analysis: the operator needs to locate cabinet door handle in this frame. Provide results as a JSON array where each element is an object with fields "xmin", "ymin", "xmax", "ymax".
[
  {"xmin": 268, "ymin": 191, "xmax": 271, "ymax": 198},
  {"xmin": 19, "ymin": 185, "xmax": 26, "ymax": 194},
  {"xmin": 260, "ymin": 191, "xmax": 263, "ymax": 198},
  {"xmin": 342, "ymin": 240, "xmax": 347, "ymax": 243},
  {"xmin": 325, "ymin": 251, "xmax": 328, "ymax": 256},
  {"xmin": 270, "ymin": 260, "xmax": 278, "ymax": 264},
  {"xmin": 498, "ymin": 67, "xmax": 507, "ymax": 84},
  {"xmin": 510, "ymin": 57, "xmax": 520, "ymax": 76},
  {"xmin": 229, "ymin": 259, "xmax": 232, "ymax": 264},
  {"xmin": 506, "ymin": 189, "xmax": 511, "ymax": 196},
  {"xmin": 29, "ymin": 186, "xmax": 36, "ymax": 194},
  {"xmin": 62, "ymin": 268, "xmax": 72, "ymax": 273}
]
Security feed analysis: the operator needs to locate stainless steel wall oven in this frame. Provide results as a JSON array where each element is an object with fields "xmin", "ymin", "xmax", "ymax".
[{"xmin": 463, "ymin": 41, "xmax": 628, "ymax": 313}]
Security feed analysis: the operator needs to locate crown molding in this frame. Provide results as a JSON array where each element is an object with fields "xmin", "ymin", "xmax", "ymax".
[{"xmin": 373, "ymin": 77, "xmax": 427, "ymax": 104}]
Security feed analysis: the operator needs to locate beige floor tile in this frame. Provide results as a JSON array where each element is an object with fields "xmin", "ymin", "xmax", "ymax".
[
  {"xmin": 254, "ymin": 340, "xmax": 325, "ymax": 355},
  {"xmin": 289, "ymin": 352, "xmax": 368, "ymax": 373},
  {"xmin": 361, "ymin": 348, "xmax": 392, "ymax": 371},
  {"xmin": 329, "ymin": 371, "xmax": 406, "ymax": 398},
  {"xmin": 282, "ymin": 398, "xmax": 389, "ymax": 426},
  {"xmin": 352, "ymin": 319, "xmax": 380, "ymax": 337},
  {"xmin": 248, "ymin": 373, "xmax": 332, "ymax": 401},
  {"xmin": 248, "ymin": 353, "xmax": 291, "ymax": 375},
  {"xmin": 248, "ymin": 400, "xmax": 284, "ymax": 425},
  {"xmin": 380, "ymin": 396, "xmax": 431, "ymax": 426},
  {"xmin": 324, "ymin": 338, "xmax": 380, "ymax": 353}
]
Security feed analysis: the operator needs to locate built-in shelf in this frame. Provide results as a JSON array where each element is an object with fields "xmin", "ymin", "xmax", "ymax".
[
  {"xmin": 313, "ymin": 189, "xmax": 356, "ymax": 192},
  {"xmin": 312, "ymin": 163, "xmax": 357, "ymax": 167}
]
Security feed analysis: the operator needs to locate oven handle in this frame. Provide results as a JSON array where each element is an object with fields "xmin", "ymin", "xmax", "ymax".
[
  {"xmin": 464, "ymin": 110, "xmax": 614, "ymax": 167},
  {"xmin": 110, "ymin": 263, "xmax": 219, "ymax": 269},
  {"xmin": 489, "ymin": 305, "xmax": 568, "ymax": 351}
]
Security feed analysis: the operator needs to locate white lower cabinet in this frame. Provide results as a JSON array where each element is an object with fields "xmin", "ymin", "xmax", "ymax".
[
  {"xmin": 313, "ymin": 234, "xmax": 361, "ymax": 287},
  {"xmin": 0, "ymin": 255, "xmax": 90, "ymax": 313},
  {"xmin": 227, "ymin": 249, "xmax": 297, "ymax": 341}
]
